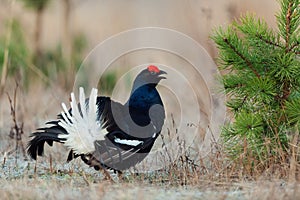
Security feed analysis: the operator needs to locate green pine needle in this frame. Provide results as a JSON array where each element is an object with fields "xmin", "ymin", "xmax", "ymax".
[{"xmin": 211, "ymin": 0, "xmax": 300, "ymax": 167}]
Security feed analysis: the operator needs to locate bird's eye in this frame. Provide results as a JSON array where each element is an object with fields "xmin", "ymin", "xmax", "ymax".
[{"xmin": 150, "ymin": 71, "xmax": 156, "ymax": 75}]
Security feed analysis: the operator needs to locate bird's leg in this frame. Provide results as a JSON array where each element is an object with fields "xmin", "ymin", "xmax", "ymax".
[
  {"xmin": 84, "ymin": 154, "xmax": 114, "ymax": 182},
  {"xmin": 102, "ymin": 168, "xmax": 114, "ymax": 182},
  {"xmin": 117, "ymin": 170, "xmax": 123, "ymax": 181}
]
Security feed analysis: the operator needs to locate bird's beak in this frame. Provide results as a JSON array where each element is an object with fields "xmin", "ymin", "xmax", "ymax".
[{"xmin": 158, "ymin": 70, "xmax": 167, "ymax": 80}]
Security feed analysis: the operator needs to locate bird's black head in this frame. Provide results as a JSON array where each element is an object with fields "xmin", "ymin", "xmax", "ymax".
[
  {"xmin": 132, "ymin": 65, "xmax": 167, "ymax": 89},
  {"xmin": 127, "ymin": 65, "xmax": 167, "ymax": 126}
]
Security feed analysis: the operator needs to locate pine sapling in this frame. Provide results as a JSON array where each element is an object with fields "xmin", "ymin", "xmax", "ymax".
[{"xmin": 211, "ymin": 0, "xmax": 299, "ymax": 171}]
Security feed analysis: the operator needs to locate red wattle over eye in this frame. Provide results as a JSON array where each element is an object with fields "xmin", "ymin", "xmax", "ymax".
[{"xmin": 147, "ymin": 65, "xmax": 160, "ymax": 73}]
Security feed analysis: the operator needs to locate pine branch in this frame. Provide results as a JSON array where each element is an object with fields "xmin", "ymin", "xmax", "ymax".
[
  {"xmin": 289, "ymin": 41, "xmax": 299, "ymax": 52},
  {"xmin": 285, "ymin": 1, "xmax": 293, "ymax": 52},
  {"xmin": 282, "ymin": 83, "xmax": 291, "ymax": 100},
  {"xmin": 223, "ymin": 38, "xmax": 261, "ymax": 78},
  {"xmin": 255, "ymin": 34, "xmax": 284, "ymax": 49}
]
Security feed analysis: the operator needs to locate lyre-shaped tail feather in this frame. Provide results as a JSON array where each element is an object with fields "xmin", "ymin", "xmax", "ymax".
[{"xmin": 27, "ymin": 122, "xmax": 66, "ymax": 160}]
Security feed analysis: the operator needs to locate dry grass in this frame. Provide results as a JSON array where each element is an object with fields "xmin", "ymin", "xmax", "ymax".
[
  {"xmin": 0, "ymin": 84, "xmax": 300, "ymax": 200},
  {"xmin": 0, "ymin": 78, "xmax": 298, "ymax": 200},
  {"xmin": 1, "ymin": 177, "xmax": 300, "ymax": 200},
  {"xmin": 1, "ymin": 154, "xmax": 300, "ymax": 200}
]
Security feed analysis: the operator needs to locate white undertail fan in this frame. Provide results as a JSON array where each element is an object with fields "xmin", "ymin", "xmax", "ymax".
[{"xmin": 27, "ymin": 87, "xmax": 107, "ymax": 159}]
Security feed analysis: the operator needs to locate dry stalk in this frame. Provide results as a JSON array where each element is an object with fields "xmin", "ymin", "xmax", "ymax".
[{"xmin": 6, "ymin": 83, "xmax": 27, "ymax": 163}]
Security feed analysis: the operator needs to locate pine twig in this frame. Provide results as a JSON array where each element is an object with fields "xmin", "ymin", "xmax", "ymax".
[
  {"xmin": 255, "ymin": 34, "xmax": 284, "ymax": 49},
  {"xmin": 285, "ymin": 1, "xmax": 293, "ymax": 52},
  {"xmin": 223, "ymin": 38, "xmax": 261, "ymax": 78}
]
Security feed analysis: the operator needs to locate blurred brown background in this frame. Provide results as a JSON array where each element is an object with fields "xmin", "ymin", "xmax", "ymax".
[
  {"xmin": 0, "ymin": 0, "xmax": 279, "ymax": 59},
  {"xmin": 0, "ymin": 0, "xmax": 279, "ymax": 140}
]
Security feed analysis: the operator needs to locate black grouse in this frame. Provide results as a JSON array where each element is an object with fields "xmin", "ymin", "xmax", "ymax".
[{"xmin": 27, "ymin": 65, "xmax": 166, "ymax": 172}]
